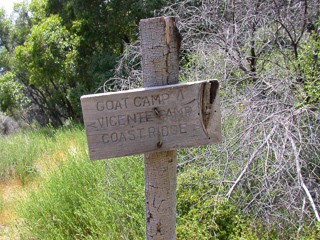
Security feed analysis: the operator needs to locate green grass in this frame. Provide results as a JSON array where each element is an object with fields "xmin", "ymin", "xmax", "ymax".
[
  {"xmin": 0, "ymin": 123, "xmax": 90, "ymax": 184},
  {"xmin": 0, "ymin": 124, "xmax": 145, "ymax": 239},
  {"xmin": 0, "ymin": 128, "xmax": 49, "ymax": 184},
  {"xmin": 19, "ymin": 155, "xmax": 145, "ymax": 239}
]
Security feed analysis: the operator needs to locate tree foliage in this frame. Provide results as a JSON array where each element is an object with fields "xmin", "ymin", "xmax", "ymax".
[
  {"xmin": 0, "ymin": 9, "xmax": 11, "ymax": 51},
  {"xmin": 0, "ymin": 0, "xmax": 169, "ymax": 126},
  {"xmin": 297, "ymin": 27, "xmax": 320, "ymax": 104},
  {"xmin": 14, "ymin": 15, "xmax": 80, "ymax": 126},
  {"xmin": 0, "ymin": 8, "xmax": 13, "ymax": 75},
  {"xmin": 0, "ymin": 72, "xmax": 23, "ymax": 113}
]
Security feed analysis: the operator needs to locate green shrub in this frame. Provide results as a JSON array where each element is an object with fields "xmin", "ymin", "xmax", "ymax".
[
  {"xmin": 176, "ymin": 167, "xmax": 248, "ymax": 239},
  {"xmin": 176, "ymin": 166, "xmax": 320, "ymax": 240}
]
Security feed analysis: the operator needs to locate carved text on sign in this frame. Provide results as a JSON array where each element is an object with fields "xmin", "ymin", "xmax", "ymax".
[{"xmin": 81, "ymin": 80, "xmax": 221, "ymax": 160}]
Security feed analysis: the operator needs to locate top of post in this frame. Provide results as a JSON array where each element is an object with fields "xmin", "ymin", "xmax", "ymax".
[{"xmin": 139, "ymin": 16, "xmax": 182, "ymax": 88}]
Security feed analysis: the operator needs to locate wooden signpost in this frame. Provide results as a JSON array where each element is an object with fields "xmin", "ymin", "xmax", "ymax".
[
  {"xmin": 81, "ymin": 17, "xmax": 221, "ymax": 239},
  {"xmin": 81, "ymin": 80, "xmax": 221, "ymax": 160}
]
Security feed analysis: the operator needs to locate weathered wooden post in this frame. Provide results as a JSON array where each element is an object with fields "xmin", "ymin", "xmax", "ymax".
[
  {"xmin": 80, "ymin": 16, "xmax": 221, "ymax": 240},
  {"xmin": 139, "ymin": 17, "xmax": 180, "ymax": 239}
]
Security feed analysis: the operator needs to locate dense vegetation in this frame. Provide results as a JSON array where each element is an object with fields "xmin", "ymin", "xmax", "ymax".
[
  {"xmin": 1, "ymin": 125, "xmax": 318, "ymax": 239},
  {"xmin": 1, "ymin": 0, "xmax": 320, "ymax": 239}
]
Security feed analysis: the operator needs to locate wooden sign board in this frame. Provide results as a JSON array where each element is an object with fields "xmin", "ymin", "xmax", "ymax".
[{"xmin": 81, "ymin": 80, "xmax": 221, "ymax": 160}]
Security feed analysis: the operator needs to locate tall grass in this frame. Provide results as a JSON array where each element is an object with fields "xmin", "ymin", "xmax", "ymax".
[
  {"xmin": 0, "ymin": 127, "xmax": 52, "ymax": 184},
  {"xmin": 0, "ymin": 124, "xmax": 87, "ymax": 184},
  {"xmin": 16, "ymin": 124, "xmax": 145, "ymax": 239}
]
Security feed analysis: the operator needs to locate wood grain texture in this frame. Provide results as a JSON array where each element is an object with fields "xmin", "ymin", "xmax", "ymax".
[
  {"xmin": 144, "ymin": 150, "xmax": 177, "ymax": 239},
  {"xmin": 140, "ymin": 16, "xmax": 179, "ymax": 240},
  {"xmin": 140, "ymin": 17, "xmax": 181, "ymax": 87},
  {"xmin": 80, "ymin": 80, "xmax": 221, "ymax": 160}
]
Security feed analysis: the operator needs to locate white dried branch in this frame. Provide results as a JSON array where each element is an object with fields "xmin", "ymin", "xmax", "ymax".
[{"xmin": 226, "ymin": 125, "xmax": 277, "ymax": 199}]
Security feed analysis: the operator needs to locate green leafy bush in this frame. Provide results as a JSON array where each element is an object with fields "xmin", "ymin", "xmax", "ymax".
[
  {"xmin": 0, "ymin": 72, "xmax": 23, "ymax": 114},
  {"xmin": 176, "ymin": 166, "xmax": 320, "ymax": 240},
  {"xmin": 176, "ymin": 167, "xmax": 248, "ymax": 239},
  {"xmin": 296, "ymin": 28, "xmax": 320, "ymax": 104}
]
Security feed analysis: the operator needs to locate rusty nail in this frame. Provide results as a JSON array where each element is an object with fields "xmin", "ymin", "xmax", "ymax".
[{"xmin": 154, "ymin": 108, "xmax": 162, "ymax": 118}]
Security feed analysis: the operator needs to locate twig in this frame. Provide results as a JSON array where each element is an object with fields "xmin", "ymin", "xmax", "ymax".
[
  {"xmin": 226, "ymin": 125, "xmax": 277, "ymax": 199},
  {"xmin": 289, "ymin": 133, "xmax": 320, "ymax": 222}
]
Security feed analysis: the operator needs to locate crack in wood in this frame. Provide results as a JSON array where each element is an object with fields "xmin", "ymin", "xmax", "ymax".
[
  {"xmin": 156, "ymin": 222, "xmax": 161, "ymax": 233},
  {"xmin": 165, "ymin": 18, "xmax": 171, "ymax": 85}
]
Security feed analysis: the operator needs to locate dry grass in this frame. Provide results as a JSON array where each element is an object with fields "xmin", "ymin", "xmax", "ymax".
[
  {"xmin": 0, "ymin": 174, "xmax": 24, "ymax": 240},
  {"xmin": 0, "ymin": 125, "xmax": 84, "ymax": 239}
]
